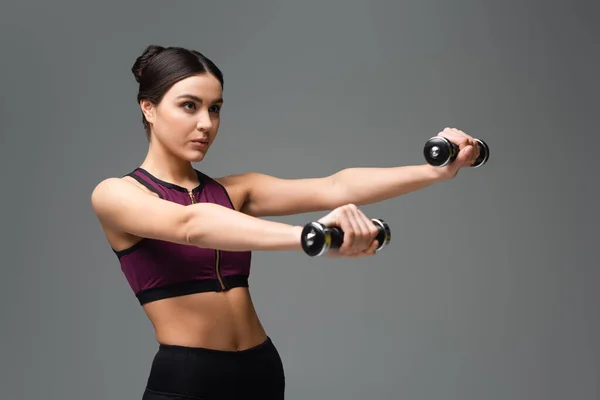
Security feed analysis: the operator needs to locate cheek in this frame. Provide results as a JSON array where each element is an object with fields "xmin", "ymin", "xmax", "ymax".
[
  {"xmin": 212, "ymin": 115, "xmax": 221, "ymax": 128},
  {"xmin": 160, "ymin": 108, "xmax": 193, "ymax": 129}
]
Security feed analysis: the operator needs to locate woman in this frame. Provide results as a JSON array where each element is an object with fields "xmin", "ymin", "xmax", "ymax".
[{"xmin": 90, "ymin": 45, "xmax": 480, "ymax": 400}]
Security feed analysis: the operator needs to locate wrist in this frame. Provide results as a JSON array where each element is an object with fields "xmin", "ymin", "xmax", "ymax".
[
  {"xmin": 290, "ymin": 225, "xmax": 304, "ymax": 251},
  {"xmin": 421, "ymin": 163, "xmax": 451, "ymax": 182}
]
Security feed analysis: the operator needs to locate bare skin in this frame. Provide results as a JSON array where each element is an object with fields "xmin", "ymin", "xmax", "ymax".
[{"xmin": 92, "ymin": 73, "xmax": 481, "ymax": 351}]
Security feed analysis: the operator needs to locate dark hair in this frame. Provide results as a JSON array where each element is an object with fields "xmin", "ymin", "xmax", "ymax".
[{"xmin": 131, "ymin": 45, "xmax": 224, "ymax": 137}]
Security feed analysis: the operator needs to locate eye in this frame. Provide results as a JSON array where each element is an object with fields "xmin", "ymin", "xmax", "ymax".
[
  {"xmin": 182, "ymin": 101, "xmax": 196, "ymax": 111},
  {"xmin": 209, "ymin": 104, "xmax": 222, "ymax": 113}
]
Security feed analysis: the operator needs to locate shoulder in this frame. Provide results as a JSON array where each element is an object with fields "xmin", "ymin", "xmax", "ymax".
[
  {"xmin": 212, "ymin": 172, "xmax": 258, "ymax": 211},
  {"xmin": 90, "ymin": 175, "xmax": 157, "ymax": 215},
  {"xmin": 213, "ymin": 171, "xmax": 274, "ymax": 195},
  {"xmin": 91, "ymin": 176, "xmax": 130, "ymax": 202},
  {"xmin": 91, "ymin": 174, "xmax": 155, "ymax": 198},
  {"xmin": 213, "ymin": 171, "xmax": 260, "ymax": 187}
]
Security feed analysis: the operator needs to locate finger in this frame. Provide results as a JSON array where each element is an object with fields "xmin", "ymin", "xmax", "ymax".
[
  {"xmin": 449, "ymin": 128, "xmax": 465, "ymax": 140},
  {"xmin": 339, "ymin": 206, "xmax": 359, "ymax": 254},
  {"xmin": 456, "ymin": 129, "xmax": 469, "ymax": 138},
  {"xmin": 362, "ymin": 211, "xmax": 380, "ymax": 247},
  {"xmin": 460, "ymin": 133, "xmax": 479, "ymax": 164},
  {"xmin": 317, "ymin": 209, "xmax": 337, "ymax": 227},
  {"xmin": 457, "ymin": 128, "xmax": 469, "ymax": 138},
  {"xmin": 470, "ymin": 140, "xmax": 479, "ymax": 163},
  {"xmin": 353, "ymin": 208, "xmax": 374, "ymax": 252},
  {"xmin": 366, "ymin": 239, "xmax": 379, "ymax": 256},
  {"xmin": 347, "ymin": 206, "xmax": 369, "ymax": 254},
  {"xmin": 355, "ymin": 240, "xmax": 379, "ymax": 257},
  {"xmin": 457, "ymin": 131, "xmax": 472, "ymax": 149},
  {"xmin": 458, "ymin": 137, "xmax": 476, "ymax": 165},
  {"xmin": 442, "ymin": 128, "xmax": 468, "ymax": 149},
  {"xmin": 456, "ymin": 145, "xmax": 474, "ymax": 166},
  {"xmin": 458, "ymin": 133, "xmax": 477, "ymax": 165}
]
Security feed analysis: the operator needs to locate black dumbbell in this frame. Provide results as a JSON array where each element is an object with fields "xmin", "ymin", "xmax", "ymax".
[
  {"xmin": 423, "ymin": 136, "xmax": 489, "ymax": 168},
  {"xmin": 300, "ymin": 218, "xmax": 391, "ymax": 257}
]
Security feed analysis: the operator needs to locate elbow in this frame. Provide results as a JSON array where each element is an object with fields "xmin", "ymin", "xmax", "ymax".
[
  {"xmin": 181, "ymin": 202, "xmax": 223, "ymax": 247},
  {"xmin": 328, "ymin": 171, "xmax": 353, "ymax": 207},
  {"xmin": 182, "ymin": 205, "xmax": 203, "ymax": 246}
]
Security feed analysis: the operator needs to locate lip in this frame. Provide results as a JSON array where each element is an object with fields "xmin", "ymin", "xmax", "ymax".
[{"xmin": 190, "ymin": 139, "xmax": 209, "ymax": 148}]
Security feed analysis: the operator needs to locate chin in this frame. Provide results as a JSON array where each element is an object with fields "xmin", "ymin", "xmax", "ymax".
[{"xmin": 187, "ymin": 151, "xmax": 207, "ymax": 163}]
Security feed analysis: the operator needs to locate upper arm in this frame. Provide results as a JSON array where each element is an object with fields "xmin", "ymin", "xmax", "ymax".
[
  {"xmin": 218, "ymin": 172, "xmax": 341, "ymax": 217},
  {"xmin": 90, "ymin": 178, "xmax": 193, "ymax": 245}
]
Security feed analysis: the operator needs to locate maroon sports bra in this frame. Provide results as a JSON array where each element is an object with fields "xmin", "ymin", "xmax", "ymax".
[{"xmin": 113, "ymin": 167, "xmax": 252, "ymax": 305}]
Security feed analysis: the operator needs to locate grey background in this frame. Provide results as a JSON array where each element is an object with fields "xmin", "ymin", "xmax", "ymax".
[{"xmin": 1, "ymin": 0, "xmax": 598, "ymax": 399}]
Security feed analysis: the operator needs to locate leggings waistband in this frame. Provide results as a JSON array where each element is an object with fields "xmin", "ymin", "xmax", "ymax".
[
  {"xmin": 157, "ymin": 336, "xmax": 273, "ymax": 357},
  {"xmin": 144, "ymin": 336, "xmax": 285, "ymax": 399}
]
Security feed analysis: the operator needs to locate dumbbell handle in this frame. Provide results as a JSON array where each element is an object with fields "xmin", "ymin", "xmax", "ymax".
[{"xmin": 301, "ymin": 218, "xmax": 391, "ymax": 257}]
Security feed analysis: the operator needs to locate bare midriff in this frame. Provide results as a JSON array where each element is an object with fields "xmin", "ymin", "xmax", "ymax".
[{"xmin": 141, "ymin": 287, "xmax": 268, "ymax": 351}]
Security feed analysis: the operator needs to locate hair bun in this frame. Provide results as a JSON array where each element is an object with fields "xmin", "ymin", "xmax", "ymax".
[{"xmin": 131, "ymin": 45, "xmax": 165, "ymax": 83}]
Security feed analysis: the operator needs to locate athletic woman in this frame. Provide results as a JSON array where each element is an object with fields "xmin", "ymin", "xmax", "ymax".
[{"xmin": 90, "ymin": 45, "xmax": 480, "ymax": 399}]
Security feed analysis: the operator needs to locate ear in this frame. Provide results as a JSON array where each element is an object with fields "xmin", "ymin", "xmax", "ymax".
[{"xmin": 140, "ymin": 99, "xmax": 156, "ymax": 125}]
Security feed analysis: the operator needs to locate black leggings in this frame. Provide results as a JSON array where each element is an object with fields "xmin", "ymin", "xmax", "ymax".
[{"xmin": 141, "ymin": 337, "xmax": 285, "ymax": 400}]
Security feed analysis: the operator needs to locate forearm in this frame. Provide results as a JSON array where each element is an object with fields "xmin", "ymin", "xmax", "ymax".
[
  {"xmin": 185, "ymin": 203, "xmax": 303, "ymax": 251},
  {"xmin": 331, "ymin": 164, "xmax": 448, "ymax": 206}
]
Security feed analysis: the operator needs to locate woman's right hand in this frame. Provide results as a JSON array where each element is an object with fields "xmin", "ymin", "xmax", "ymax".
[{"xmin": 317, "ymin": 204, "xmax": 380, "ymax": 257}]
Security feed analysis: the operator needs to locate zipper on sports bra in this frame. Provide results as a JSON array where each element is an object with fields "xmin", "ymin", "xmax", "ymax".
[
  {"xmin": 188, "ymin": 190, "xmax": 226, "ymax": 291},
  {"xmin": 214, "ymin": 249, "xmax": 225, "ymax": 290}
]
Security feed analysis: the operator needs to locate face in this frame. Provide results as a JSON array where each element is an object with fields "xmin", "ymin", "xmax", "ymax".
[{"xmin": 141, "ymin": 73, "xmax": 223, "ymax": 162}]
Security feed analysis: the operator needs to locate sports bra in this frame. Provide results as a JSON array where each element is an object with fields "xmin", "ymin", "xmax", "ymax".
[{"xmin": 112, "ymin": 167, "xmax": 252, "ymax": 305}]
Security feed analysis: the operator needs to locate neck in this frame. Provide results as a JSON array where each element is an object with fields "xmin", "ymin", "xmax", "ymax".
[{"xmin": 139, "ymin": 139, "xmax": 198, "ymax": 188}]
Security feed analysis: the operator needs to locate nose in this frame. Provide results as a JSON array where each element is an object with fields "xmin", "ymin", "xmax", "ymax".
[{"xmin": 196, "ymin": 109, "xmax": 213, "ymax": 132}]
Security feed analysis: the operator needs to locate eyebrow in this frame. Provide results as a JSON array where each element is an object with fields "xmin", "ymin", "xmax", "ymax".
[{"xmin": 177, "ymin": 94, "xmax": 223, "ymax": 104}]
